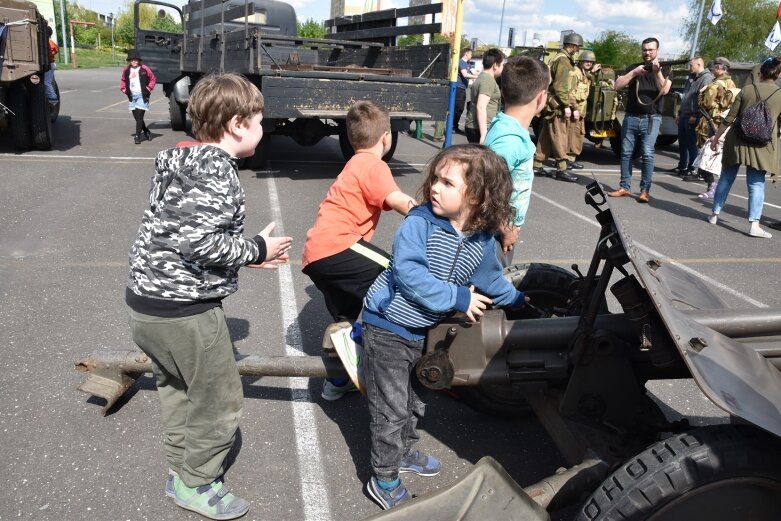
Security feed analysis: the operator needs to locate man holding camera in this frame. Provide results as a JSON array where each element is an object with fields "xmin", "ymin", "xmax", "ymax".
[{"xmin": 608, "ymin": 37, "xmax": 672, "ymax": 203}]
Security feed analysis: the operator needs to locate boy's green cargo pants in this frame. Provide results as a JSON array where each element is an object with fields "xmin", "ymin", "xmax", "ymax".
[{"xmin": 128, "ymin": 306, "xmax": 243, "ymax": 487}]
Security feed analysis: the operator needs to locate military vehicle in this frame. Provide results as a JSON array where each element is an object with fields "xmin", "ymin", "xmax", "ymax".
[
  {"xmin": 0, "ymin": 0, "xmax": 59, "ymax": 150},
  {"xmin": 76, "ymin": 181, "xmax": 781, "ymax": 520},
  {"xmin": 134, "ymin": 0, "xmax": 449, "ymax": 166}
]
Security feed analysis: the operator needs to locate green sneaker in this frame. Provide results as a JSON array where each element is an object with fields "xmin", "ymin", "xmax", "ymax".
[{"xmin": 174, "ymin": 478, "xmax": 249, "ymax": 520}]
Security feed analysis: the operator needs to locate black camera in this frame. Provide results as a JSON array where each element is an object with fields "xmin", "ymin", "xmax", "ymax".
[{"xmin": 643, "ymin": 62, "xmax": 654, "ymax": 72}]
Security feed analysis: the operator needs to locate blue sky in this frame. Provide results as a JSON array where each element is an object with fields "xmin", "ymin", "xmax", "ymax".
[{"xmin": 78, "ymin": 0, "xmax": 705, "ymax": 57}]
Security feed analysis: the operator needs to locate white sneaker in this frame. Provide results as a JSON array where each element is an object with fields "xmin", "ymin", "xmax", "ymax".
[{"xmin": 321, "ymin": 379, "xmax": 358, "ymax": 401}]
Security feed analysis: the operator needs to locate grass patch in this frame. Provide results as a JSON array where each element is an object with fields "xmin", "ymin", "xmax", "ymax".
[{"xmin": 57, "ymin": 47, "xmax": 126, "ymax": 69}]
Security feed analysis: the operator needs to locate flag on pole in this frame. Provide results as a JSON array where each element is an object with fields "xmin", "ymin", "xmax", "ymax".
[
  {"xmin": 766, "ymin": 21, "xmax": 781, "ymax": 50},
  {"xmin": 777, "ymin": 1, "xmax": 781, "ymax": 18},
  {"xmin": 707, "ymin": 0, "xmax": 723, "ymax": 25}
]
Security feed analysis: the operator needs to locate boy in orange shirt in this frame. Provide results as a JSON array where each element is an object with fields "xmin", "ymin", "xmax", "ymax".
[{"xmin": 302, "ymin": 100, "xmax": 416, "ymax": 400}]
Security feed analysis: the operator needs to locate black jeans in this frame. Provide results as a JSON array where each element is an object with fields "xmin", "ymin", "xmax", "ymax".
[
  {"xmin": 360, "ymin": 323, "xmax": 425, "ymax": 481},
  {"xmin": 454, "ymin": 88, "xmax": 467, "ymax": 130}
]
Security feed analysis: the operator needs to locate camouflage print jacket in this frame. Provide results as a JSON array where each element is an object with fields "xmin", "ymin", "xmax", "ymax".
[
  {"xmin": 572, "ymin": 67, "xmax": 591, "ymax": 113},
  {"xmin": 126, "ymin": 145, "xmax": 264, "ymax": 314},
  {"xmin": 695, "ymin": 74, "xmax": 739, "ymax": 143},
  {"xmin": 544, "ymin": 50, "xmax": 577, "ymax": 117}
]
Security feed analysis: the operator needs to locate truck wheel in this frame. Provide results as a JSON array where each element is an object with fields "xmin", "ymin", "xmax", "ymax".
[
  {"xmin": 29, "ymin": 80, "xmax": 53, "ymax": 150},
  {"xmin": 169, "ymin": 91, "xmax": 187, "ymax": 131},
  {"xmin": 574, "ymin": 425, "xmax": 781, "ymax": 521},
  {"xmin": 9, "ymin": 83, "xmax": 32, "ymax": 151},
  {"xmin": 244, "ymin": 134, "xmax": 271, "ymax": 170},
  {"xmin": 339, "ymin": 128, "xmax": 398, "ymax": 162},
  {"xmin": 656, "ymin": 134, "xmax": 678, "ymax": 147},
  {"xmin": 609, "ymin": 121, "xmax": 621, "ymax": 157},
  {"xmin": 456, "ymin": 263, "xmax": 579, "ymax": 417}
]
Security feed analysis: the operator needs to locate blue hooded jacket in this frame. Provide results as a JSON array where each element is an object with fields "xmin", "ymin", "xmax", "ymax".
[{"xmin": 362, "ymin": 204, "xmax": 525, "ymax": 340}]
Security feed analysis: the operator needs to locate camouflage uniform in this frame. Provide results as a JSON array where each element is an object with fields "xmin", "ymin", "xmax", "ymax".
[
  {"xmin": 127, "ymin": 144, "xmax": 264, "ymax": 487},
  {"xmin": 695, "ymin": 73, "xmax": 737, "ymax": 145},
  {"xmin": 534, "ymin": 48, "xmax": 578, "ymax": 172},
  {"xmin": 568, "ymin": 66, "xmax": 592, "ymax": 161}
]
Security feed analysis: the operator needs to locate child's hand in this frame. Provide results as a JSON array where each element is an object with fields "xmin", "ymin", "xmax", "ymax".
[
  {"xmin": 247, "ymin": 255, "xmax": 289, "ymax": 270},
  {"xmin": 258, "ymin": 222, "xmax": 293, "ymax": 263},
  {"xmin": 500, "ymin": 224, "xmax": 520, "ymax": 253},
  {"xmin": 466, "ymin": 285, "xmax": 492, "ymax": 322}
]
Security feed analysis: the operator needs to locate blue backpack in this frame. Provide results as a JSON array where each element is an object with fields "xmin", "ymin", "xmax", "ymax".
[{"xmin": 736, "ymin": 84, "xmax": 781, "ymax": 146}]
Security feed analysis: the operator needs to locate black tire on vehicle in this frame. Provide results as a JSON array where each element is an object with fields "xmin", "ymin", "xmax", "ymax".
[
  {"xmin": 574, "ymin": 425, "xmax": 781, "ymax": 521},
  {"xmin": 609, "ymin": 121, "xmax": 621, "ymax": 156},
  {"xmin": 29, "ymin": 80, "xmax": 53, "ymax": 150},
  {"xmin": 243, "ymin": 134, "xmax": 271, "ymax": 170},
  {"xmin": 8, "ymin": 82, "xmax": 32, "ymax": 151},
  {"xmin": 456, "ymin": 263, "xmax": 579, "ymax": 417},
  {"xmin": 169, "ymin": 91, "xmax": 187, "ymax": 131},
  {"xmin": 656, "ymin": 134, "xmax": 678, "ymax": 147},
  {"xmin": 338, "ymin": 127, "xmax": 398, "ymax": 162}
]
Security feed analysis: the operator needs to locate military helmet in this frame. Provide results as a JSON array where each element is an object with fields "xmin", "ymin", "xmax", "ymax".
[
  {"xmin": 562, "ymin": 33, "xmax": 584, "ymax": 46},
  {"xmin": 578, "ymin": 50, "xmax": 596, "ymax": 62}
]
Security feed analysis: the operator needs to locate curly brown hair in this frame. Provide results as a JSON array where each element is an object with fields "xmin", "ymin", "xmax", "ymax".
[{"xmin": 417, "ymin": 144, "xmax": 515, "ymax": 233}]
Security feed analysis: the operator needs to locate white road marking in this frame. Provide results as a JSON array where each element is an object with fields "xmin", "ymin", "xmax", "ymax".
[
  {"xmin": 266, "ymin": 175, "xmax": 331, "ymax": 521},
  {"xmin": 533, "ymin": 191, "xmax": 770, "ymax": 308}
]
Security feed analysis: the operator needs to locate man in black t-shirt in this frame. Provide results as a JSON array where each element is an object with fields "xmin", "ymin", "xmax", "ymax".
[{"xmin": 607, "ymin": 37, "xmax": 672, "ymax": 203}]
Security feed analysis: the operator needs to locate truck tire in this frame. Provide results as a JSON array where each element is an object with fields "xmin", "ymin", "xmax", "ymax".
[
  {"xmin": 574, "ymin": 425, "xmax": 781, "ymax": 521},
  {"xmin": 609, "ymin": 121, "xmax": 621, "ymax": 157},
  {"xmin": 339, "ymin": 129, "xmax": 398, "ymax": 162},
  {"xmin": 456, "ymin": 263, "xmax": 580, "ymax": 417},
  {"xmin": 29, "ymin": 80, "xmax": 53, "ymax": 150},
  {"xmin": 656, "ymin": 134, "xmax": 678, "ymax": 147},
  {"xmin": 244, "ymin": 134, "xmax": 271, "ymax": 170},
  {"xmin": 169, "ymin": 91, "xmax": 187, "ymax": 131},
  {"xmin": 9, "ymin": 82, "xmax": 32, "ymax": 151}
]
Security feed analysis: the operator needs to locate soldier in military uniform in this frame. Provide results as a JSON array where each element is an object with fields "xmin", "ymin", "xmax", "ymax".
[
  {"xmin": 567, "ymin": 50, "xmax": 601, "ymax": 169},
  {"xmin": 695, "ymin": 57, "xmax": 737, "ymax": 146},
  {"xmin": 533, "ymin": 32, "xmax": 583, "ymax": 183}
]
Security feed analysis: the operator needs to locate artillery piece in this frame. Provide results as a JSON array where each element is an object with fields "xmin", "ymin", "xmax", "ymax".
[{"xmin": 75, "ymin": 181, "xmax": 781, "ymax": 520}]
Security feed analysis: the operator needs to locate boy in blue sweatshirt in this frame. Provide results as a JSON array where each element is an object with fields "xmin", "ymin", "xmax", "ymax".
[
  {"xmin": 484, "ymin": 56, "xmax": 550, "ymax": 265},
  {"xmin": 360, "ymin": 144, "xmax": 527, "ymax": 510}
]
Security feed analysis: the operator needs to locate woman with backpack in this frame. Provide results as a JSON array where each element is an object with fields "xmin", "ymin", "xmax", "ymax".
[{"xmin": 707, "ymin": 57, "xmax": 781, "ymax": 238}]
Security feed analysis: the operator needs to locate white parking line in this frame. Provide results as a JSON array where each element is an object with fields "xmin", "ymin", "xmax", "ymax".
[
  {"xmin": 266, "ymin": 176, "xmax": 331, "ymax": 521},
  {"xmin": 533, "ymin": 190, "xmax": 770, "ymax": 308}
]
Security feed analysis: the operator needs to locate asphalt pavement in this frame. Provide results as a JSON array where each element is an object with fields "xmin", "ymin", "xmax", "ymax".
[{"xmin": 0, "ymin": 68, "xmax": 779, "ymax": 521}]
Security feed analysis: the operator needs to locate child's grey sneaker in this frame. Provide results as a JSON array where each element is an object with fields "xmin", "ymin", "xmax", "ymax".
[
  {"xmin": 174, "ymin": 478, "xmax": 249, "ymax": 520},
  {"xmin": 366, "ymin": 477, "xmax": 411, "ymax": 510},
  {"xmin": 399, "ymin": 450, "xmax": 441, "ymax": 477},
  {"xmin": 165, "ymin": 468, "xmax": 178, "ymax": 498},
  {"xmin": 321, "ymin": 379, "xmax": 358, "ymax": 401}
]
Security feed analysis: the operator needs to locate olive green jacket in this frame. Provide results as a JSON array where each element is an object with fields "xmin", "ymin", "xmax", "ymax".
[
  {"xmin": 544, "ymin": 50, "xmax": 577, "ymax": 116},
  {"xmin": 722, "ymin": 81, "xmax": 781, "ymax": 176}
]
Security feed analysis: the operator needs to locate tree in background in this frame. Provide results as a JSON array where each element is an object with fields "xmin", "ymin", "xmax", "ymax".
[
  {"xmin": 298, "ymin": 18, "xmax": 325, "ymax": 38},
  {"xmin": 587, "ymin": 31, "xmax": 641, "ymax": 71},
  {"xmin": 681, "ymin": 0, "xmax": 777, "ymax": 62}
]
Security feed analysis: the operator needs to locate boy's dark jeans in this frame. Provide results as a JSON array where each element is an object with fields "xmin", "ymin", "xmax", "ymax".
[
  {"xmin": 361, "ymin": 323, "xmax": 425, "ymax": 482},
  {"xmin": 128, "ymin": 305, "xmax": 243, "ymax": 487}
]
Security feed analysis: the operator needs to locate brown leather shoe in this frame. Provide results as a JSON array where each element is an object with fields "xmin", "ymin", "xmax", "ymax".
[
  {"xmin": 607, "ymin": 187, "xmax": 631, "ymax": 197},
  {"xmin": 638, "ymin": 190, "xmax": 649, "ymax": 203}
]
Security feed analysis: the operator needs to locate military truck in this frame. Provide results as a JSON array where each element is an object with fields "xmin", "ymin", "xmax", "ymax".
[
  {"xmin": 134, "ymin": 0, "xmax": 449, "ymax": 166},
  {"xmin": 0, "ymin": 0, "xmax": 59, "ymax": 150},
  {"xmin": 76, "ymin": 180, "xmax": 781, "ymax": 519}
]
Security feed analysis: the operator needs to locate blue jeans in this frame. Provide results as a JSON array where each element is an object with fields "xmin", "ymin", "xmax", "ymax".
[
  {"xmin": 711, "ymin": 164, "xmax": 767, "ymax": 222},
  {"xmin": 44, "ymin": 62, "xmax": 57, "ymax": 101},
  {"xmin": 360, "ymin": 324, "xmax": 425, "ymax": 482},
  {"xmin": 677, "ymin": 116, "xmax": 698, "ymax": 170},
  {"xmin": 619, "ymin": 114, "xmax": 661, "ymax": 192}
]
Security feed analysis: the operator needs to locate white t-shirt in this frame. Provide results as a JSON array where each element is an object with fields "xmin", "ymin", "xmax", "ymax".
[{"xmin": 128, "ymin": 66, "xmax": 142, "ymax": 96}]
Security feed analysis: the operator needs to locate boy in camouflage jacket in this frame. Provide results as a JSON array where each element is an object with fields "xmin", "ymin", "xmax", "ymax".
[{"xmin": 126, "ymin": 73, "xmax": 292, "ymax": 520}]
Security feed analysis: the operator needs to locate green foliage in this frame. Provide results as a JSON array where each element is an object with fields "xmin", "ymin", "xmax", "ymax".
[
  {"xmin": 297, "ymin": 18, "xmax": 325, "ymax": 38},
  {"xmin": 587, "ymin": 31, "xmax": 642, "ymax": 70},
  {"xmin": 70, "ymin": 47, "xmax": 121, "ymax": 68},
  {"xmin": 682, "ymin": 0, "xmax": 777, "ymax": 62}
]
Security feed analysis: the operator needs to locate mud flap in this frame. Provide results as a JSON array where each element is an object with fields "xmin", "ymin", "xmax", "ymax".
[{"xmin": 362, "ymin": 456, "xmax": 549, "ymax": 521}]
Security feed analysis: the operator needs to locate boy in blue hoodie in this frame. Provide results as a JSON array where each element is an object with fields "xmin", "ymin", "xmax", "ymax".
[
  {"xmin": 484, "ymin": 56, "xmax": 550, "ymax": 265},
  {"xmin": 361, "ymin": 144, "xmax": 527, "ymax": 510}
]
